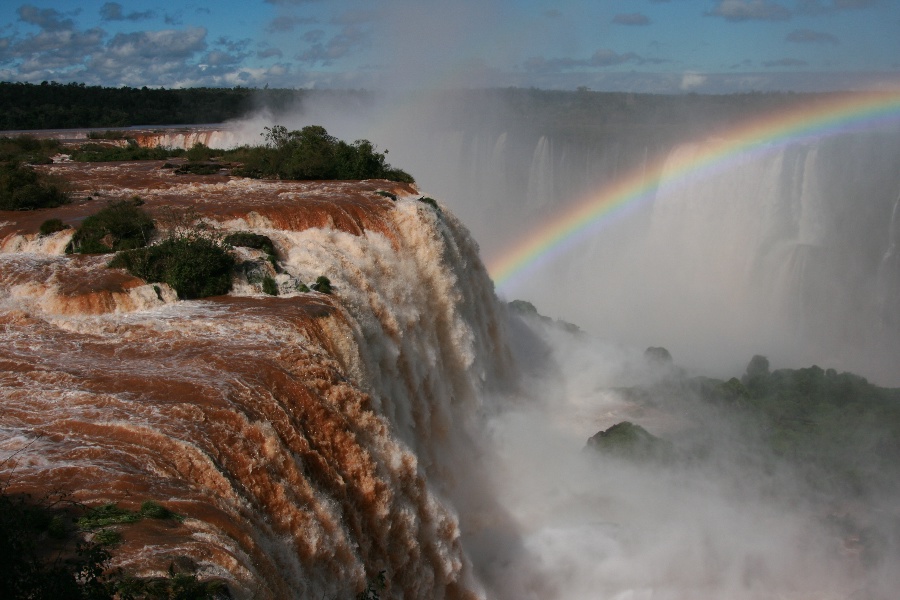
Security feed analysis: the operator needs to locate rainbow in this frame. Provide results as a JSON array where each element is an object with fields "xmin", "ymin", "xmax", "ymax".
[{"xmin": 488, "ymin": 91, "xmax": 900, "ymax": 291}]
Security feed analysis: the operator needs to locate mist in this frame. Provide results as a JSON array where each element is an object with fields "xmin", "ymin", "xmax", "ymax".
[
  {"xmin": 477, "ymin": 310, "xmax": 900, "ymax": 599},
  {"xmin": 231, "ymin": 88, "xmax": 900, "ymax": 385},
  {"xmin": 213, "ymin": 87, "xmax": 900, "ymax": 598}
]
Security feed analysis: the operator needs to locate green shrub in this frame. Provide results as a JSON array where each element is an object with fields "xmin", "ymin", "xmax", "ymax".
[
  {"xmin": 224, "ymin": 231, "xmax": 278, "ymax": 269},
  {"xmin": 92, "ymin": 529, "xmax": 122, "ymax": 546},
  {"xmin": 311, "ymin": 275, "xmax": 332, "ymax": 294},
  {"xmin": 176, "ymin": 162, "xmax": 222, "ymax": 175},
  {"xmin": 70, "ymin": 142, "xmax": 184, "ymax": 162},
  {"xmin": 139, "ymin": 500, "xmax": 181, "ymax": 521},
  {"xmin": 0, "ymin": 135, "xmax": 61, "ymax": 164},
  {"xmin": 586, "ymin": 421, "xmax": 674, "ymax": 462},
  {"xmin": 110, "ymin": 235, "xmax": 235, "ymax": 299},
  {"xmin": 227, "ymin": 124, "xmax": 414, "ymax": 183},
  {"xmin": 262, "ymin": 275, "xmax": 278, "ymax": 296},
  {"xmin": 1, "ymin": 488, "xmax": 225, "ymax": 600},
  {"xmin": 0, "ymin": 162, "xmax": 69, "ymax": 210},
  {"xmin": 417, "ymin": 196, "xmax": 439, "ymax": 211},
  {"xmin": 185, "ymin": 142, "xmax": 218, "ymax": 162},
  {"xmin": 223, "ymin": 231, "xmax": 276, "ymax": 256},
  {"xmin": 66, "ymin": 199, "xmax": 154, "ymax": 254},
  {"xmin": 39, "ymin": 218, "xmax": 70, "ymax": 235},
  {"xmin": 78, "ymin": 503, "xmax": 142, "ymax": 529}
]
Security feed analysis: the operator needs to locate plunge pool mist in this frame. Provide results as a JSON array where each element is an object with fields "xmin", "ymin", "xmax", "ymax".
[{"xmin": 224, "ymin": 89, "xmax": 900, "ymax": 599}]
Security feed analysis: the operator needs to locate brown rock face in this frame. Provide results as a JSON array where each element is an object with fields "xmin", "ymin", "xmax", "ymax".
[{"xmin": 0, "ymin": 160, "xmax": 511, "ymax": 599}]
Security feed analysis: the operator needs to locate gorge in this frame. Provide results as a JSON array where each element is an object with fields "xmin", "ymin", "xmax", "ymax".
[{"xmin": 3, "ymin": 89, "xmax": 900, "ymax": 599}]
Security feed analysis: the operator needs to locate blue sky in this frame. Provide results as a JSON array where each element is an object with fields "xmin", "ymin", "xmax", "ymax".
[{"xmin": 1, "ymin": 0, "xmax": 899, "ymax": 93}]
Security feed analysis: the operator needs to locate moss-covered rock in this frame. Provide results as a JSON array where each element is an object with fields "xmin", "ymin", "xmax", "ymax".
[{"xmin": 586, "ymin": 421, "xmax": 673, "ymax": 462}]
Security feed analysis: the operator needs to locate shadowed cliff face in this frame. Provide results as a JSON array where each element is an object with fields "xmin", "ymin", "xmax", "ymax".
[{"xmin": 0, "ymin": 161, "xmax": 514, "ymax": 599}]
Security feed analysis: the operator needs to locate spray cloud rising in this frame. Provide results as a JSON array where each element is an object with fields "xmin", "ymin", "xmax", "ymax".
[{"xmin": 178, "ymin": 79, "xmax": 898, "ymax": 600}]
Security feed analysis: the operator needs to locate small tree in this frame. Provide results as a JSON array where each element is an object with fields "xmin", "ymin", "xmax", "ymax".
[{"xmin": 742, "ymin": 354, "xmax": 771, "ymax": 396}]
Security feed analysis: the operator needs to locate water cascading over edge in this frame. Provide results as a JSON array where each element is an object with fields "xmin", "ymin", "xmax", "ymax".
[{"xmin": 0, "ymin": 171, "xmax": 515, "ymax": 599}]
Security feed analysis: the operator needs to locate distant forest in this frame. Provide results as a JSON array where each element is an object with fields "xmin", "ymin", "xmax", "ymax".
[
  {"xmin": 1, "ymin": 80, "xmax": 833, "ymax": 136},
  {"xmin": 0, "ymin": 81, "xmax": 370, "ymax": 130}
]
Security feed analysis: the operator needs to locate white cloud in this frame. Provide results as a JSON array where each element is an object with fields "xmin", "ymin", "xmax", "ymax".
[{"xmin": 680, "ymin": 71, "xmax": 707, "ymax": 90}]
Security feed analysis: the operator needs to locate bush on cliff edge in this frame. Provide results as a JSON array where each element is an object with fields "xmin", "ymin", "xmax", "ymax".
[
  {"xmin": 109, "ymin": 235, "xmax": 235, "ymax": 300},
  {"xmin": 66, "ymin": 199, "xmax": 154, "ymax": 254}
]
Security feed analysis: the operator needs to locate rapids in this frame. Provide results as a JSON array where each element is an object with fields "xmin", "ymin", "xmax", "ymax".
[{"xmin": 0, "ymin": 162, "xmax": 512, "ymax": 598}]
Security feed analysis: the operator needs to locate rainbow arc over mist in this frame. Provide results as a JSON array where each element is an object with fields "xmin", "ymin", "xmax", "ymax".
[{"xmin": 488, "ymin": 91, "xmax": 900, "ymax": 291}]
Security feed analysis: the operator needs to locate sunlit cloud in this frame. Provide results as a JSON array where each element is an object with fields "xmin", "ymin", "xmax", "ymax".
[{"xmin": 680, "ymin": 71, "xmax": 708, "ymax": 90}]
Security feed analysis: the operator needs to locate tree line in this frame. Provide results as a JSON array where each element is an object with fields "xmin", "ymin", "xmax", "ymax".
[{"xmin": 0, "ymin": 81, "xmax": 373, "ymax": 130}]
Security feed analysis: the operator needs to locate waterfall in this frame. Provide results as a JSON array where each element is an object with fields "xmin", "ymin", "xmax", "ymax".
[
  {"xmin": 636, "ymin": 132, "xmax": 900, "ymax": 378},
  {"xmin": 0, "ymin": 175, "xmax": 514, "ymax": 599},
  {"xmin": 876, "ymin": 191, "xmax": 900, "ymax": 330}
]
